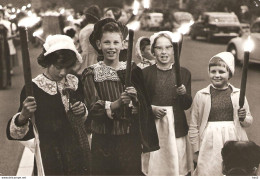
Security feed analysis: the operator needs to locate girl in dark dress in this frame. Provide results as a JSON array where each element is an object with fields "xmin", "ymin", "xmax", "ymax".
[{"xmin": 6, "ymin": 35, "xmax": 91, "ymax": 176}]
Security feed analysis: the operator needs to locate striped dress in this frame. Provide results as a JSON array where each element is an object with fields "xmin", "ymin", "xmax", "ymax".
[{"xmin": 81, "ymin": 61, "xmax": 143, "ymax": 175}]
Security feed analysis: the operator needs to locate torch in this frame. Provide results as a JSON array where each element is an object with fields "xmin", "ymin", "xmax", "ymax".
[
  {"xmin": 172, "ymin": 32, "xmax": 182, "ymax": 87},
  {"xmin": 126, "ymin": 0, "xmax": 140, "ymax": 25},
  {"xmin": 239, "ymin": 36, "xmax": 254, "ymax": 111},
  {"xmin": 122, "ymin": 29, "xmax": 134, "ymax": 120},
  {"xmin": 177, "ymin": 21, "xmax": 194, "ymax": 56},
  {"xmin": 19, "ymin": 26, "xmax": 45, "ymax": 176},
  {"xmin": 19, "ymin": 26, "xmax": 33, "ymax": 96}
]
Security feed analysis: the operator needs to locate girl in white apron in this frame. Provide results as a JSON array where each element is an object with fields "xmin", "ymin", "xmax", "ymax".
[
  {"xmin": 189, "ymin": 52, "xmax": 253, "ymax": 176},
  {"xmin": 142, "ymin": 31, "xmax": 193, "ymax": 176}
]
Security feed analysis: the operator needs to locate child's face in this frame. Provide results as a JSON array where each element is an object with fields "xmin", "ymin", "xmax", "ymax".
[
  {"xmin": 142, "ymin": 45, "xmax": 154, "ymax": 61},
  {"xmin": 209, "ymin": 66, "xmax": 229, "ymax": 89},
  {"xmin": 97, "ymin": 32, "xmax": 123, "ymax": 62},
  {"xmin": 47, "ymin": 63, "xmax": 73, "ymax": 81},
  {"xmin": 153, "ymin": 36, "xmax": 174, "ymax": 65}
]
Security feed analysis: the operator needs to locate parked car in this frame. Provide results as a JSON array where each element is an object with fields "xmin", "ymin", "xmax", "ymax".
[
  {"xmin": 190, "ymin": 12, "xmax": 241, "ymax": 42},
  {"xmin": 227, "ymin": 18, "xmax": 260, "ymax": 64},
  {"xmin": 140, "ymin": 12, "xmax": 163, "ymax": 31}
]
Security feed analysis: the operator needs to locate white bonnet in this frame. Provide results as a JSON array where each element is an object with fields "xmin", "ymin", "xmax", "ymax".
[
  {"xmin": 209, "ymin": 52, "xmax": 235, "ymax": 76},
  {"xmin": 135, "ymin": 36, "xmax": 147, "ymax": 60},
  {"xmin": 43, "ymin": 34, "xmax": 82, "ymax": 63},
  {"xmin": 150, "ymin": 31, "xmax": 175, "ymax": 49}
]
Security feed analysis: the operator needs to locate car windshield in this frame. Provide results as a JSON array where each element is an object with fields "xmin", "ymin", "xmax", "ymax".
[{"xmin": 209, "ymin": 16, "xmax": 239, "ymax": 23}]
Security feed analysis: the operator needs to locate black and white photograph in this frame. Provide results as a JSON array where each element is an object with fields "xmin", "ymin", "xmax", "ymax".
[{"xmin": 0, "ymin": 0, "xmax": 260, "ymax": 177}]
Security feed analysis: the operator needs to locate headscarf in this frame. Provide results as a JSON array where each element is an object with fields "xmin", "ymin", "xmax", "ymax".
[
  {"xmin": 209, "ymin": 52, "xmax": 235, "ymax": 76},
  {"xmin": 135, "ymin": 36, "xmax": 147, "ymax": 61}
]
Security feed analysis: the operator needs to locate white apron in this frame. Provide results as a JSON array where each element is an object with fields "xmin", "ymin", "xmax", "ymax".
[
  {"xmin": 142, "ymin": 106, "xmax": 192, "ymax": 176},
  {"xmin": 194, "ymin": 121, "xmax": 248, "ymax": 176}
]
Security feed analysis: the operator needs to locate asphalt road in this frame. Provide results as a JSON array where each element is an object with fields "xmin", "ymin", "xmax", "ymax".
[{"xmin": 0, "ymin": 31, "xmax": 259, "ymax": 176}]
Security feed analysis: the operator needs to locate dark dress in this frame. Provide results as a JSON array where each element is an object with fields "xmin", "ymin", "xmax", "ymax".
[
  {"xmin": 81, "ymin": 61, "xmax": 159, "ymax": 176},
  {"xmin": 6, "ymin": 74, "xmax": 91, "ymax": 176}
]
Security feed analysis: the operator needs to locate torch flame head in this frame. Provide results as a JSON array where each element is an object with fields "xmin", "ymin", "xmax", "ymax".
[
  {"xmin": 126, "ymin": 21, "xmax": 140, "ymax": 31},
  {"xmin": 133, "ymin": 0, "xmax": 140, "ymax": 16},
  {"xmin": 171, "ymin": 32, "xmax": 182, "ymax": 43},
  {"xmin": 21, "ymin": 6, "xmax": 26, "ymax": 11},
  {"xmin": 33, "ymin": 28, "xmax": 43, "ymax": 37},
  {"xmin": 18, "ymin": 14, "xmax": 41, "ymax": 27},
  {"xmin": 243, "ymin": 36, "xmax": 254, "ymax": 52},
  {"xmin": 143, "ymin": 0, "xmax": 150, "ymax": 9}
]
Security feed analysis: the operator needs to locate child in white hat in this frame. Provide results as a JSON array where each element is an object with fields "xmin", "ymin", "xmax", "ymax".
[
  {"xmin": 189, "ymin": 52, "xmax": 253, "ymax": 176},
  {"xmin": 7, "ymin": 35, "xmax": 91, "ymax": 175}
]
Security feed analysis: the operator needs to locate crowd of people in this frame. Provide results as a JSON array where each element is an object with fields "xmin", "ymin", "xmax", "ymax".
[
  {"xmin": 3, "ymin": 4, "xmax": 260, "ymax": 176},
  {"xmin": 0, "ymin": 8, "xmax": 19, "ymax": 89}
]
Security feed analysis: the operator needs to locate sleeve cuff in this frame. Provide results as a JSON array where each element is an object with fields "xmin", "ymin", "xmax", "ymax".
[
  {"xmin": 10, "ymin": 113, "xmax": 30, "ymax": 139},
  {"xmin": 105, "ymin": 101, "xmax": 114, "ymax": 119}
]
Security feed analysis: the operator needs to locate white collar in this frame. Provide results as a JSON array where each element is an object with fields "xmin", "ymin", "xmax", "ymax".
[
  {"xmin": 32, "ymin": 74, "xmax": 78, "ymax": 95},
  {"xmin": 91, "ymin": 61, "xmax": 127, "ymax": 82},
  {"xmin": 92, "ymin": 61, "xmax": 127, "ymax": 71}
]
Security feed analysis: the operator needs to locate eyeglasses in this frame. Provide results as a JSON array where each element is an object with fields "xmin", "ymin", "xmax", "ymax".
[{"xmin": 154, "ymin": 45, "xmax": 173, "ymax": 52}]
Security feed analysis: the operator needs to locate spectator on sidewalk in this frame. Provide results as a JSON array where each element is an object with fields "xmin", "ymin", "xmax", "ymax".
[
  {"xmin": 78, "ymin": 5, "xmax": 101, "ymax": 74},
  {"xmin": 0, "ymin": 9, "xmax": 18, "ymax": 75}
]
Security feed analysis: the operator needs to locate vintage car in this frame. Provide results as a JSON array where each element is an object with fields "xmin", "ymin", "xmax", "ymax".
[
  {"xmin": 227, "ymin": 18, "xmax": 260, "ymax": 64},
  {"xmin": 190, "ymin": 12, "xmax": 241, "ymax": 42}
]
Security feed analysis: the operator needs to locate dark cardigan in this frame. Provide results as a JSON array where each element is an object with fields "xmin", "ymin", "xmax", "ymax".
[{"xmin": 142, "ymin": 64, "xmax": 192, "ymax": 138}]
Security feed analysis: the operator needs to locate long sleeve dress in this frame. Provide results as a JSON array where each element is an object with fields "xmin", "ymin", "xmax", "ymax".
[
  {"xmin": 6, "ymin": 74, "xmax": 91, "ymax": 176},
  {"xmin": 142, "ymin": 64, "xmax": 193, "ymax": 176},
  {"xmin": 81, "ymin": 61, "xmax": 159, "ymax": 176}
]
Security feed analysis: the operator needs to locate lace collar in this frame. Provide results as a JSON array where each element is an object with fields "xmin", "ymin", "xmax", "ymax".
[
  {"xmin": 32, "ymin": 74, "xmax": 78, "ymax": 95},
  {"xmin": 92, "ymin": 61, "xmax": 127, "ymax": 82}
]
